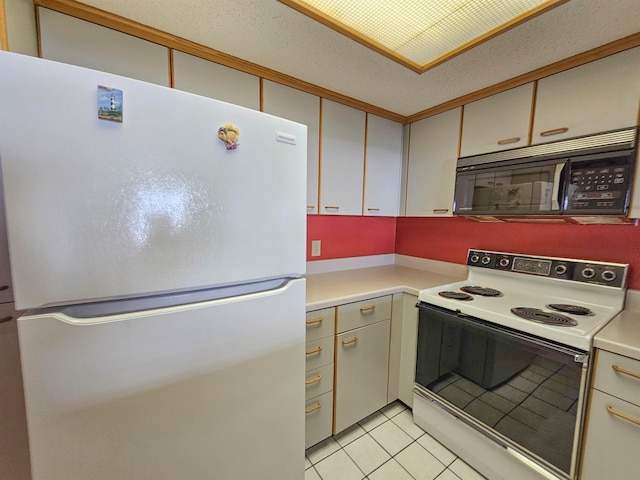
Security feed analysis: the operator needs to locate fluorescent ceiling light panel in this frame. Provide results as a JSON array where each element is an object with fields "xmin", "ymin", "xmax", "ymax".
[{"xmin": 279, "ymin": 0, "xmax": 567, "ymax": 73}]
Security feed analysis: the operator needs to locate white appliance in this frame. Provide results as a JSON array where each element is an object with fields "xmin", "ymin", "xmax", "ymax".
[
  {"xmin": 0, "ymin": 51, "xmax": 307, "ymax": 480},
  {"xmin": 413, "ymin": 249, "xmax": 627, "ymax": 480}
]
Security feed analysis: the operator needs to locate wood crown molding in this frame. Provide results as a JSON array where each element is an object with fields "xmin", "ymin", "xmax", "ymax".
[
  {"xmin": 0, "ymin": 0, "xmax": 9, "ymax": 51},
  {"xmin": 35, "ymin": 0, "xmax": 640, "ymax": 126},
  {"xmin": 34, "ymin": 0, "xmax": 404, "ymax": 123},
  {"xmin": 406, "ymin": 32, "xmax": 640, "ymax": 124}
]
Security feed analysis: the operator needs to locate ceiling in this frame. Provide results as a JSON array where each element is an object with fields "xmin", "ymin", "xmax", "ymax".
[{"xmin": 77, "ymin": 0, "xmax": 639, "ymax": 117}]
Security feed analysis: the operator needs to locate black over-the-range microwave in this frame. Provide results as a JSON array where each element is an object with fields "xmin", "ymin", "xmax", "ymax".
[{"xmin": 453, "ymin": 126, "xmax": 638, "ymax": 218}]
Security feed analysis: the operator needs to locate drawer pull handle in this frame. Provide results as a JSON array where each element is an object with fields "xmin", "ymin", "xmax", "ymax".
[
  {"xmin": 305, "ymin": 374, "xmax": 323, "ymax": 385},
  {"xmin": 342, "ymin": 336, "xmax": 359, "ymax": 346},
  {"xmin": 497, "ymin": 137, "xmax": 520, "ymax": 145},
  {"xmin": 432, "ymin": 208, "xmax": 449, "ymax": 213},
  {"xmin": 306, "ymin": 316, "xmax": 324, "ymax": 325},
  {"xmin": 305, "ymin": 402, "xmax": 322, "ymax": 414},
  {"xmin": 360, "ymin": 305, "xmax": 376, "ymax": 313},
  {"xmin": 606, "ymin": 405, "xmax": 640, "ymax": 427},
  {"xmin": 324, "ymin": 206, "xmax": 340, "ymax": 210},
  {"xmin": 0, "ymin": 315, "xmax": 13, "ymax": 324},
  {"xmin": 0, "ymin": 285, "xmax": 8, "ymax": 292},
  {"xmin": 306, "ymin": 346, "xmax": 323, "ymax": 355},
  {"xmin": 540, "ymin": 127, "xmax": 569, "ymax": 137},
  {"xmin": 367, "ymin": 208, "xmax": 380, "ymax": 212},
  {"xmin": 307, "ymin": 205, "xmax": 315, "ymax": 209},
  {"xmin": 611, "ymin": 364, "xmax": 640, "ymax": 380}
]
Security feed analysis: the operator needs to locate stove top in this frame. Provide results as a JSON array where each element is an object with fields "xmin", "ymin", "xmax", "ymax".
[{"xmin": 418, "ymin": 250, "xmax": 628, "ymax": 350}]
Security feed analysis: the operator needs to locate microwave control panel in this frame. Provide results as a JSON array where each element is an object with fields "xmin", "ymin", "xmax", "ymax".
[{"xmin": 566, "ymin": 157, "xmax": 632, "ymax": 213}]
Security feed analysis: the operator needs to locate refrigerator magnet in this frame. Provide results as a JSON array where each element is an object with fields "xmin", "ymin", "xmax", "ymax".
[
  {"xmin": 218, "ymin": 123, "xmax": 239, "ymax": 150},
  {"xmin": 97, "ymin": 86, "xmax": 123, "ymax": 122}
]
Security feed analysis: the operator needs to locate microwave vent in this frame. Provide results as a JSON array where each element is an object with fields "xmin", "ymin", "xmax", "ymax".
[{"xmin": 458, "ymin": 127, "xmax": 638, "ymax": 169}]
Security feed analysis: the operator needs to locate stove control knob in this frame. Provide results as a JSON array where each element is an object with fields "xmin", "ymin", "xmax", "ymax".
[
  {"xmin": 499, "ymin": 258, "xmax": 510, "ymax": 267},
  {"xmin": 581, "ymin": 267, "xmax": 596, "ymax": 279},
  {"xmin": 481, "ymin": 256, "xmax": 491, "ymax": 265},
  {"xmin": 554, "ymin": 264, "xmax": 568, "ymax": 275},
  {"xmin": 602, "ymin": 270, "xmax": 617, "ymax": 282},
  {"xmin": 470, "ymin": 254, "xmax": 480, "ymax": 263}
]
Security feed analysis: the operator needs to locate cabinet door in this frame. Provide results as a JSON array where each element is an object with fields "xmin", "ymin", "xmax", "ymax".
[
  {"xmin": 263, "ymin": 81, "xmax": 320, "ymax": 214},
  {"xmin": 319, "ymin": 99, "xmax": 366, "ymax": 216},
  {"xmin": 173, "ymin": 51, "xmax": 260, "ymax": 109},
  {"xmin": 39, "ymin": 8, "xmax": 169, "ymax": 86},
  {"xmin": 533, "ymin": 47, "xmax": 640, "ymax": 143},
  {"xmin": 363, "ymin": 114, "xmax": 403, "ymax": 216},
  {"xmin": 405, "ymin": 108, "xmax": 461, "ymax": 216},
  {"xmin": 581, "ymin": 389, "xmax": 640, "ymax": 480},
  {"xmin": 334, "ymin": 319, "xmax": 390, "ymax": 434},
  {"xmin": 460, "ymin": 83, "xmax": 534, "ymax": 157}
]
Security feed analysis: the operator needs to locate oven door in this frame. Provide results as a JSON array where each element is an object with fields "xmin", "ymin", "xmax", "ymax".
[
  {"xmin": 415, "ymin": 302, "xmax": 589, "ymax": 479},
  {"xmin": 453, "ymin": 158, "xmax": 566, "ymax": 215}
]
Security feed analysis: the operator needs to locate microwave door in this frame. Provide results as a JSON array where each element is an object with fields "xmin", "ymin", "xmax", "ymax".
[
  {"xmin": 551, "ymin": 162, "xmax": 566, "ymax": 212},
  {"xmin": 454, "ymin": 160, "xmax": 567, "ymax": 215}
]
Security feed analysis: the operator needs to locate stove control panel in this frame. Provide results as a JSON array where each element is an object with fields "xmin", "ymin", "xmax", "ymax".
[{"xmin": 466, "ymin": 250, "xmax": 628, "ymax": 288}]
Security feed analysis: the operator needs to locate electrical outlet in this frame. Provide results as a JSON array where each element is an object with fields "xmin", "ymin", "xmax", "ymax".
[{"xmin": 311, "ymin": 240, "xmax": 321, "ymax": 257}]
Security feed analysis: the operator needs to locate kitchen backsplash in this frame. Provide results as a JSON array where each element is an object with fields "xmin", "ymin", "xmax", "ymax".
[{"xmin": 307, "ymin": 215, "xmax": 640, "ymax": 290}]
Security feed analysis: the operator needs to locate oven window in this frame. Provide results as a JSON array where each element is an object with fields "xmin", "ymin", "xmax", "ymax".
[{"xmin": 416, "ymin": 303, "xmax": 583, "ymax": 475}]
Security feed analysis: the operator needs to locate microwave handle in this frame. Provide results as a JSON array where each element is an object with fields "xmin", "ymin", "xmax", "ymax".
[{"xmin": 551, "ymin": 163, "xmax": 566, "ymax": 211}]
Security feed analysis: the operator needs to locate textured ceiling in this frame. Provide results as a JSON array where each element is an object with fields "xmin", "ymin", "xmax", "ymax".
[{"xmin": 79, "ymin": 0, "xmax": 640, "ymax": 117}]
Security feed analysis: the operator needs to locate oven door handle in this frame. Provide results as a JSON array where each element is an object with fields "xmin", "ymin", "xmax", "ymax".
[{"xmin": 551, "ymin": 162, "xmax": 566, "ymax": 211}]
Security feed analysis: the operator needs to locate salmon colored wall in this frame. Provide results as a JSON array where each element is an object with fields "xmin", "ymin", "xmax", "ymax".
[
  {"xmin": 307, "ymin": 215, "xmax": 640, "ymax": 290},
  {"xmin": 306, "ymin": 215, "xmax": 396, "ymax": 260}
]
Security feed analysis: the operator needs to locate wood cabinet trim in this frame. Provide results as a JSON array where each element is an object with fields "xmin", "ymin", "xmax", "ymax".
[
  {"xmin": 34, "ymin": 0, "xmax": 640, "ymax": 125},
  {"xmin": 406, "ymin": 33, "xmax": 640, "ymax": 124},
  {"xmin": 0, "ymin": 0, "xmax": 8, "ymax": 51},
  {"xmin": 34, "ymin": 0, "xmax": 404, "ymax": 123}
]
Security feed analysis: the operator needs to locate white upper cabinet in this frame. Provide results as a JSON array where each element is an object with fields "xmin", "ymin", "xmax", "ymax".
[
  {"xmin": 319, "ymin": 100, "xmax": 366, "ymax": 216},
  {"xmin": 363, "ymin": 114, "xmax": 403, "ymax": 216},
  {"xmin": 460, "ymin": 83, "xmax": 534, "ymax": 157},
  {"xmin": 262, "ymin": 81, "xmax": 320, "ymax": 214},
  {"xmin": 39, "ymin": 8, "xmax": 169, "ymax": 86},
  {"xmin": 405, "ymin": 108, "xmax": 462, "ymax": 216},
  {"xmin": 172, "ymin": 51, "xmax": 260, "ymax": 110},
  {"xmin": 532, "ymin": 47, "xmax": 640, "ymax": 143}
]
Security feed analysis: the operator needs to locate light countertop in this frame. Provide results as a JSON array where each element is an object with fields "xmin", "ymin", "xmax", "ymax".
[
  {"xmin": 593, "ymin": 290, "xmax": 640, "ymax": 360},
  {"xmin": 305, "ymin": 264, "xmax": 465, "ymax": 311},
  {"xmin": 306, "ymin": 258, "xmax": 640, "ymax": 361}
]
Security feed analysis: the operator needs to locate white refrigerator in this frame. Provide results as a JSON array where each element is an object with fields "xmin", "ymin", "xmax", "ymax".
[{"xmin": 0, "ymin": 52, "xmax": 307, "ymax": 480}]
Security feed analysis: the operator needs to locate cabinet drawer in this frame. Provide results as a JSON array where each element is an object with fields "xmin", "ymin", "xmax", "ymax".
[
  {"xmin": 305, "ymin": 307, "xmax": 335, "ymax": 342},
  {"xmin": 337, "ymin": 295, "xmax": 392, "ymax": 333},
  {"xmin": 305, "ymin": 391, "xmax": 334, "ymax": 449},
  {"xmin": 593, "ymin": 350, "xmax": 640, "ymax": 407},
  {"xmin": 305, "ymin": 363, "xmax": 334, "ymax": 400},
  {"xmin": 305, "ymin": 336, "xmax": 334, "ymax": 371},
  {"xmin": 581, "ymin": 389, "xmax": 640, "ymax": 479}
]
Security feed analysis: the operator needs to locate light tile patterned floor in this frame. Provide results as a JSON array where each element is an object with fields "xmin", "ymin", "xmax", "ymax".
[{"xmin": 305, "ymin": 401, "xmax": 487, "ymax": 480}]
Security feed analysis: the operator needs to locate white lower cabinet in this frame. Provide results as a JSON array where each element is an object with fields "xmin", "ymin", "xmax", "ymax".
[
  {"xmin": 334, "ymin": 296, "xmax": 392, "ymax": 434},
  {"xmin": 304, "ymin": 307, "xmax": 335, "ymax": 449},
  {"xmin": 581, "ymin": 349, "xmax": 640, "ymax": 479}
]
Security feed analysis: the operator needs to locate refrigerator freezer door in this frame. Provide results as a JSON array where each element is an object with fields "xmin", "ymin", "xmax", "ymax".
[
  {"xmin": 0, "ymin": 52, "xmax": 306, "ymax": 309},
  {"xmin": 18, "ymin": 278, "xmax": 305, "ymax": 480}
]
